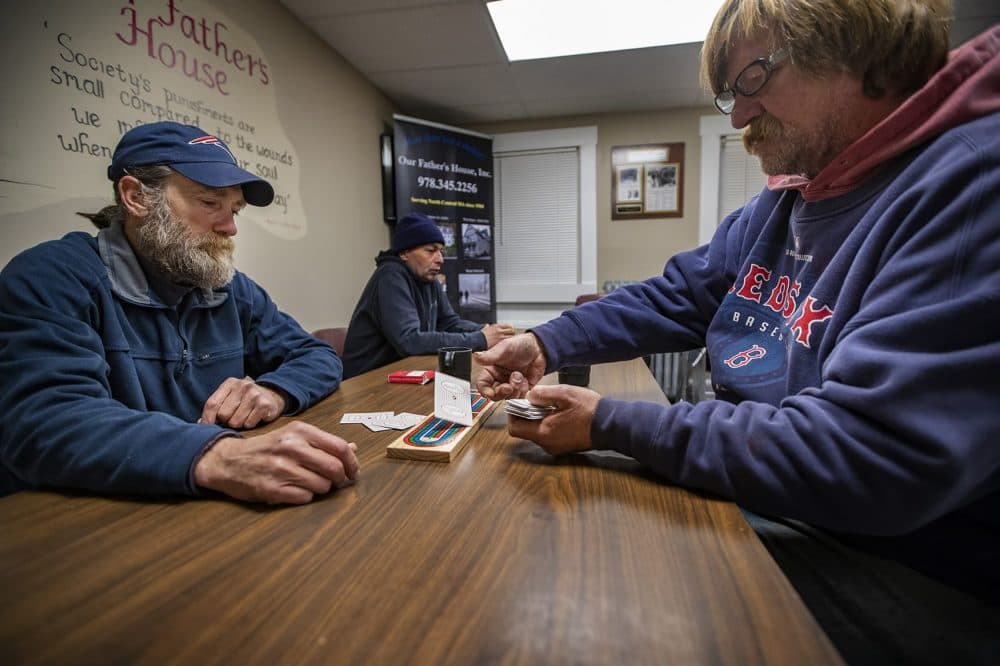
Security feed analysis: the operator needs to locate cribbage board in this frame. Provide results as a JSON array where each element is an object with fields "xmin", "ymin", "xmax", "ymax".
[{"xmin": 386, "ymin": 393, "xmax": 498, "ymax": 462}]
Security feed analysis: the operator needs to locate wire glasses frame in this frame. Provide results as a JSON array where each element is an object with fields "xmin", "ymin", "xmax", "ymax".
[{"xmin": 714, "ymin": 49, "xmax": 789, "ymax": 114}]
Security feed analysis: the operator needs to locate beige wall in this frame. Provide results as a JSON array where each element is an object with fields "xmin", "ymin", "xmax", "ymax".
[
  {"xmin": 1, "ymin": 0, "xmax": 395, "ymax": 331},
  {"xmin": 2, "ymin": 0, "xmax": 717, "ymax": 328},
  {"xmin": 472, "ymin": 106, "xmax": 712, "ymax": 289}
]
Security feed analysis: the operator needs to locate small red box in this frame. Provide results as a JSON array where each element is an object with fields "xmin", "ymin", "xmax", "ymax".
[{"xmin": 387, "ymin": 370, "xmax": 435, "ymax": 385}]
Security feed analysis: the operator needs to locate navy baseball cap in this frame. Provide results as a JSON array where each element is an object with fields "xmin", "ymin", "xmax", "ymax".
[{"xmin": 108, "ymin": 122, "xmax": 274, "ymax": 206}]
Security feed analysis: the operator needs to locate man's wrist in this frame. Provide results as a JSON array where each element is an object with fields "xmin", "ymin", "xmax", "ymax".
[
  {"xmin": 258, "ymin": 382, "xmax": 291, "ymax": 414},
  {"xmin": 192, "ymin": 434, "xmax": 239, "ymax": 491},
  {"xmin": 528, "ymin": 331, "xmax": 549, "ymax": 365}
]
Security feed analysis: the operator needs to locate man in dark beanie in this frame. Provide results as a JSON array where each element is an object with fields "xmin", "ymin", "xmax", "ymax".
[
  {"xmin": 342, "ymin": 212, "xmax": 514, "ymax": 378},
  {"xmin": 0, "ymin": 121, "xmax": 358, "ymax": 505}
]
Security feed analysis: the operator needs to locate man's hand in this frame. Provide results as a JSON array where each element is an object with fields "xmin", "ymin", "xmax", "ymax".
[
  {"xmin": 481, "ymin": 322, "xmax": 516, "ymax": 348},
  {"xmin": 201, "ymin": 377, "xmax": 287, "ymax": 429},
  {"xmin": 193, "ymin": 422, "xmax": 360, "ymax": 504},
  {"xmin": 507, "ymin": 384, "xmax": 601, "ymax": 456},
  {"xmin": 474, "ymin": 332, "xmax": 547, "ymax": 399}
]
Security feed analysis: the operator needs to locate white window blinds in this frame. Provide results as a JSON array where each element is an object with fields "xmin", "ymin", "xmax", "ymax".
[
  {"xmin": 494, "ymin": 147, "xmax": 580, "ymax": 294},
  {"xmin": 718, "ymin": 134, "xmax": 767, "ymax": 221}
]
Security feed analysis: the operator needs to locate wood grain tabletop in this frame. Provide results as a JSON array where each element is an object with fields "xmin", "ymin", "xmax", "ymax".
[{"xmin": 0, "ymin": 356, "xmax": 842, "ymax": 665}]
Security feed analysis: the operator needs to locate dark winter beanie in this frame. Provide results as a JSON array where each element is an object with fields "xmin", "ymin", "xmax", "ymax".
[{"xmin": 392, "ymin": 213, "xmax": 444, "ymax": 252}]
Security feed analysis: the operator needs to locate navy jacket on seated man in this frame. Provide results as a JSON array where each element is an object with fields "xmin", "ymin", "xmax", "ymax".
[
  {"xmin": 0, "ymin": 121, "xmax": 359, "ymax": 505},
  {"xmin": 342, "ymin": 212, "xmax": 513, "ymax": 378}
]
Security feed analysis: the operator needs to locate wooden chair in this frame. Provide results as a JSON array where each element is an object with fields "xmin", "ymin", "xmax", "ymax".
[
  {"xmin": 311, "ymin": 327, "xmax": 348, "ymax": 357},
  {"xmin": 574, "ymin": 292, "xmax": 603, "ymax": 306}
]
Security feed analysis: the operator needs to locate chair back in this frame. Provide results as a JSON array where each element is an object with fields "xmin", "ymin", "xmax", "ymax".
[
  {"xmin": 574, "ymin": 293, "xmax": 603, "ymax": 306},
  {"xmin": 311, "ymin": 327, "xmax": 348, "ymax": 357}
]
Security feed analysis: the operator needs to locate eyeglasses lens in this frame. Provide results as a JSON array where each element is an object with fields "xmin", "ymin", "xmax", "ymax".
[
  {"xmin": 715, "ymin": 93, "xmax": 735, "ymax": 114},
  {"xmin": 736, "ymin": 63, "xmax": 768, "ymax": 96}
]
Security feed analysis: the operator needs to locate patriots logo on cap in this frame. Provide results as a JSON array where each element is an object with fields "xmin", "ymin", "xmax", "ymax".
[{"xmin": 188, "ymin": 135, "xmax": 236, "ymax": 163}]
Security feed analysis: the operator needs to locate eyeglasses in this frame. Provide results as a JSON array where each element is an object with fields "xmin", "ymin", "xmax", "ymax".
[{"xmin": 714, "ymin": 49, "xmax": 789, "ymax": 114}]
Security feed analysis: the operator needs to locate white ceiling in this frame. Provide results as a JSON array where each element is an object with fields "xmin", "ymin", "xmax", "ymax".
[{"xmin": 279, "ymin": 0, "xmax": 1000, "ymax": 125}]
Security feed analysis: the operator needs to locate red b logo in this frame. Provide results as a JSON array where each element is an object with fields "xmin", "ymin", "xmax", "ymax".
[{"xmin": 724, "ymin": 344, "xmax": 767, "ymax": 369}]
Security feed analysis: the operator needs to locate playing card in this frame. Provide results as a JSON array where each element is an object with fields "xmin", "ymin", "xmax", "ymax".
[
  {"xmin": 340, "ymin": 411, "xmax": 393, "ymax": 424},
  {"xmin": 505, "ymin": 408, "xmax": 548, "ymax": 420},
  {"xmin": 381, "ymin": 412, "xmax": 426, "ymax": 429},
  {"xmin": 435, "ymin": 371, "xmax": 473, "ymax": 426},
  {"xmin": 504, "ymin": 398, "xmax": 556, "ymax": 420}
]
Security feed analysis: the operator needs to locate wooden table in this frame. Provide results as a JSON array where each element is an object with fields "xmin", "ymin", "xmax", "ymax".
[{"xmin": 0, "ymin": 357, "xmax": 842, "ymax": 665}]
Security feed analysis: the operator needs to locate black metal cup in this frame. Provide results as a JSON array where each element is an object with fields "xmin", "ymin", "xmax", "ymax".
[
  {"xmin": 558, "ymin": 365, "xmax": 591, "ymax": 387},
  {"xmin": 438, "ymin": 346, "xmax": 472, "ymax": 382}
]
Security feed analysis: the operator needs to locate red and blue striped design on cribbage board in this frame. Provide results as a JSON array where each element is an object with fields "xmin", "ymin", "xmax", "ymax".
[{"xmin": 403, "ymin": 394, "xmax": 491, "ymax": 447}]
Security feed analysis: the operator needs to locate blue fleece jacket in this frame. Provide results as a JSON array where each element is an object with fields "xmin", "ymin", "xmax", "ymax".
[
  {"xmin": 532, "ymin": 30, "xmax": 1000, "ymax": 598},
  {"xmin": 342, "ymin": 251, "xmax": 486, "ymax": 378},
  {"xmin": 0, "ymin": 221, "xmax": 342, "ymax": 496}
]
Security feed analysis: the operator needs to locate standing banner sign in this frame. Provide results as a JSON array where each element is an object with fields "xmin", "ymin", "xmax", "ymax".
[{"xmin": 392, "ymin": 115, "xmax": 496, "ymax": 323}]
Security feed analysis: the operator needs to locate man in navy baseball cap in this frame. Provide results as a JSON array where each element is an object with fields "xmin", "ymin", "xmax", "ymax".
[
  {"xmin": 0, "ymin": 121, "xmax": 358, "ymax": 506},
  {"xmin": 108, "ymin": 122, "xmax": 274, "ymax": 206}
]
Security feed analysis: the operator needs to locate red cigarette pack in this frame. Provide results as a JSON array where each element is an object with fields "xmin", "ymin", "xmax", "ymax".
[{"xmin": 387, "ymin": 370, "xmax": 435, "ymax": 385}]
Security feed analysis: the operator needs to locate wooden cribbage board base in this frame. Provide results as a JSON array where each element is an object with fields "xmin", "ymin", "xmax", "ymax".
[{"xmin": 386, "ymin": 394, "xmax": 498, "ymax": 462}]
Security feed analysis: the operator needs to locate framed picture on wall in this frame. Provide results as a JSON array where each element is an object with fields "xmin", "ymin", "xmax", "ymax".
[
  {"xmin": 611, "ymin": 143, "xmax": 685, "ymax": 219},
  {"xmin": 615, "ymin": 165, "xmax": 642, "ymax": 203}
]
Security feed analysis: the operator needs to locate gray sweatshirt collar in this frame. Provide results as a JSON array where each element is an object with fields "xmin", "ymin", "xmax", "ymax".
[{"xmin": 97, "ymin": 221, "xmax": 228, "ymax": 308}]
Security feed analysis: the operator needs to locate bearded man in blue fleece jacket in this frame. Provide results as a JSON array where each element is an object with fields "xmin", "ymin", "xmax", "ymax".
[
  {"xmin": 477, "ymin": 2, "xmax": 999, "ymax": 662},
  {"xmin": 0, "ymin": 122, "xmax": 358, "ymax": 505}
]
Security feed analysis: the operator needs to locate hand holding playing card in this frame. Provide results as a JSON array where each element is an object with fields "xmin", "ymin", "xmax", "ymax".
[
  {"xmin": 475, "ymin": 333, "xmax": 548, "ymax": 400},
  {"xmin": 506, "ymin": 384, "xmax": 601, "ymax": 456}
]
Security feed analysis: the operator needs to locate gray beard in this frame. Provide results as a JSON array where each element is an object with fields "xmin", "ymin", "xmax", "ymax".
[{"xmin": 133, "ymin": 192, "xmax": 236, "ymax": 290}]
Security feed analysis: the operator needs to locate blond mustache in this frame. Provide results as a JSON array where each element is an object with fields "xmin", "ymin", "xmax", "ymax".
[{"xmin": 743, "ymin": 116, "xmax": 782, "ymax": 152}]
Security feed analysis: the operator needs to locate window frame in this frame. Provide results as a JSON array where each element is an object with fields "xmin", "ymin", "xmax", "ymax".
[{"xmin": 492, "ymin": 126, "xmax": 598, "ymax": 326}]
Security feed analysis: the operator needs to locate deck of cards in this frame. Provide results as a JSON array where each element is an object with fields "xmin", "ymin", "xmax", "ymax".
[{"xmin": 504, "ymin": 398, "xmax": 556, "ymax": 420}]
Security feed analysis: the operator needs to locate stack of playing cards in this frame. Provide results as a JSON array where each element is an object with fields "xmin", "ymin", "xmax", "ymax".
[{"xmin": 504, "ymin": 398, "xmax": 556, "ymax": 420}]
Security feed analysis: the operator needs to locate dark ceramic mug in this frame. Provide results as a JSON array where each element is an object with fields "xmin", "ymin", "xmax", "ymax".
[
  {"xmin": 438, "ymin": 346, "xmax": 472, "ymax": 382},
  {"xmin": 558, "ymin": 365, "xmax": 591, "ymax": 387}
]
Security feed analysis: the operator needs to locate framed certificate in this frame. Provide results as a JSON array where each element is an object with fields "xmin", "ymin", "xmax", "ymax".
[{"xmin": 611, "ymin": 143, "xmax": 685, "ymax": 220}]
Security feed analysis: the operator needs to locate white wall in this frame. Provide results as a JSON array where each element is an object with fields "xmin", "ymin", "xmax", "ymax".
[{"xmin": 0, "ymin": 0, "xmax": 396, "ymax": 331}]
